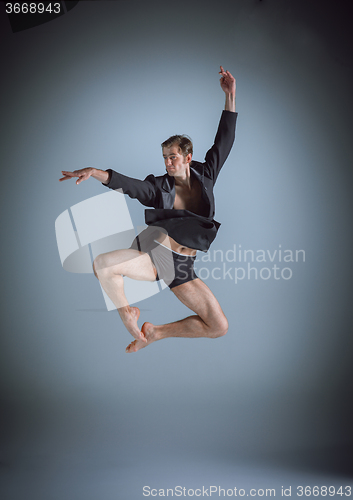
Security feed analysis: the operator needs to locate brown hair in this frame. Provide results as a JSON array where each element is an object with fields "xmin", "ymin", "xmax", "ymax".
[{"xmin": 161, "ymin": 135, "xmax": 193, "ymax": 157}]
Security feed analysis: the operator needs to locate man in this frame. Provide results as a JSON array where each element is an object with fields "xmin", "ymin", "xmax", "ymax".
[{"xmin": 60, "ymin": 66, "xmax": 237, "ymax": 353}]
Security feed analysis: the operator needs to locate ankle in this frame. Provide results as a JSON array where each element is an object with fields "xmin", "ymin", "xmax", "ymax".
[
  {"xmin": 118, "ymin": 304, "xmax": 133, "ymax": 315},
  {"xmin": 142, "ymin": 322, "xmax": 159, "ymax": 340}
]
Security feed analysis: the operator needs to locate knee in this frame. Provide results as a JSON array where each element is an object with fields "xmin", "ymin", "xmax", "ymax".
[
  {"xmin": 92, "ymin": 255, "xmax": 101, "ymax": 278},
  {"xmin": 93, "ymin": 254, "xmax": 112, "ymax": 279},
  {"xmin": 214, "ymin": 315, "xmax": 228, "ymax": 338},
  {"xmin": 92, "ymin": 258, "xmax": 99, "ymax": 278}
]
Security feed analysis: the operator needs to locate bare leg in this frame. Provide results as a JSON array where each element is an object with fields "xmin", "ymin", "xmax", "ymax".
[
  {"xmin": 93, "ymin": 249, "xmax": 157, "ymax": 342},
  {"xmin": 125, "ymin": 278, "xmax": 228, "ymax": 353}
]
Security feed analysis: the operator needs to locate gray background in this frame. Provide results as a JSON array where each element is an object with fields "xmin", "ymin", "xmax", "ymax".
[{"xmin": 0, "ymin": 1, "xmax": 352, "ymax": 498}]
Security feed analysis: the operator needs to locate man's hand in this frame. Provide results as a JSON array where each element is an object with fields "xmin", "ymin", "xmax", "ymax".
[
  {"xmin": 59, "ymin": 168, "xmax": 96, "ymax": 185},
  {"xmin": 219, "ymin": 66, "xmax": 236, "ymax": 112},
  {"xmin": 219, "ymin": 66, "xmax": 236, "ymax": 95},
  {"xmin": 59, "ymin": 168, "xmax": 110, "ymax": 185}
]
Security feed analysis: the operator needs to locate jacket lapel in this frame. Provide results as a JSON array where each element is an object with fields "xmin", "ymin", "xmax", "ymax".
[
  {"xmin": 159, "ymin": 166, "xmax": 213, "ymax": 217},
  {"xmin": 190, "ymin": 164, "xmax": 213, "ymax": 217},
  {"xmin": 161, "ymin": 175, "xmax": 175, "ymax": 209}
]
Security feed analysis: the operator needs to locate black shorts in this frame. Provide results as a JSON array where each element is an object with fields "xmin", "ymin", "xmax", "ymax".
[
  {"xmin": 130, "ymin": 228, "xmax": 198, "ymax": 289},
  {"xmin": 148, "ymin": 240, "xmax": 198, "ymax": 289}
]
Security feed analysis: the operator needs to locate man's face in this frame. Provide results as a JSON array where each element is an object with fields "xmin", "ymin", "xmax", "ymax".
[{"xmin": 162, "ymin": 145, "xmax": 191, "ymax": 177}]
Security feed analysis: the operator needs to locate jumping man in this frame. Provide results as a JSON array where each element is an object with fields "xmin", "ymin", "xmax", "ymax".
[{"xmin": 59, "ymin": 66, "xmax": 237, "ymax": 353}]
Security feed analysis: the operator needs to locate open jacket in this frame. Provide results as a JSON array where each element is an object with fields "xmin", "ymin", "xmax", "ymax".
[{"xmin": 103, "ymin": 110, "xmax": 238, "ymax": 251}]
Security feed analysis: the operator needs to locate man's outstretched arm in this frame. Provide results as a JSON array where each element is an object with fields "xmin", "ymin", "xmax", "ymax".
[
  {"xmin": 59, "ymin": 167, "xmax": 158, "ymax": 207},
  {"xmin": 219, "ymin": 65, "xmax": 236, "ymax": 112}
]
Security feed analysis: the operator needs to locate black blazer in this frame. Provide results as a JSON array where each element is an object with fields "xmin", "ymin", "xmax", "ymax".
[{"xmin": 103, "ymin": 110, "xmax": 238, "ymax": 251}]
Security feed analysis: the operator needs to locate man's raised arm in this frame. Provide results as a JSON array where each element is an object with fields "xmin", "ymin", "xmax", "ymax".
[{"xmin": 202, "ymin": 67, "xmax": 237, "ymax": 183}]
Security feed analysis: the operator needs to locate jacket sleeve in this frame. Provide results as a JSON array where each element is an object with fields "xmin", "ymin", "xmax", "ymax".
[
  {"xmin": 204, "ymin": 110, "xmax": 237, "ymax": 184},
  {"xmin": 102, "ymin": 169, "xmax": 158, "ymax": 207}
]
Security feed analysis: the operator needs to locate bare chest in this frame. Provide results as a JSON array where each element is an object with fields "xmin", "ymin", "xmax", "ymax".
[{"xmin": 173, "ymin": 180, "xmax": 209, "ymax": 217}]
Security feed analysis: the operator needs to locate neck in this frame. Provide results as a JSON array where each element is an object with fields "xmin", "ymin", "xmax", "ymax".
[{"xmin": 174, "ymin": 164, "xmax": 192, "ymax": 189}]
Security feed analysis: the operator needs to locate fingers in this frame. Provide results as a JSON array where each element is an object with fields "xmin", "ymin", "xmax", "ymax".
[
  {"xmin": 59, "ymin": 170, "xmax": 87, "ymax": 184},
  {"xmin": 219, "ymin": 66, "xmax": 235, "ymax": 81},
  {"xmin": 61, "ymin": 170, "xmax": 80, "ymax": 176},
  {"xmin": 219, "ymin": 65, "xmax": 226, "ymax": 77},
  {"xmin": 76, "ymin": 173, "xmax": 91, "ymax": 185},
  {"xmin": 60, "ymin": 171, "xmax": 77, "ymax": 179}
]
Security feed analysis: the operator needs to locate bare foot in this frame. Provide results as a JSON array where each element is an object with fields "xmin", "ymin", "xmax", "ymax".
[
  {"xmin": 118, "ymin": 306, "xmax": 147, "ymax": 343},
  {"xmin": 125, "ymin": 322, "xmax": 159, "ymax": 353}
]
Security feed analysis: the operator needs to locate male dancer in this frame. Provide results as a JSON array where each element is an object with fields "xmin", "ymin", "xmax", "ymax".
[{"xmin": 60, "ymin": 66, "xmax": 237, "ymax": 353}]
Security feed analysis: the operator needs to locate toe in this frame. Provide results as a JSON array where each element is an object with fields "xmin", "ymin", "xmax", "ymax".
[
  {"xmin": 125, "ymin": 338, "xmax": 148, "ymax": 353},
  {"xmin": 125, "ymin": 341, "xmax": 136, "ymax": 353}
]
